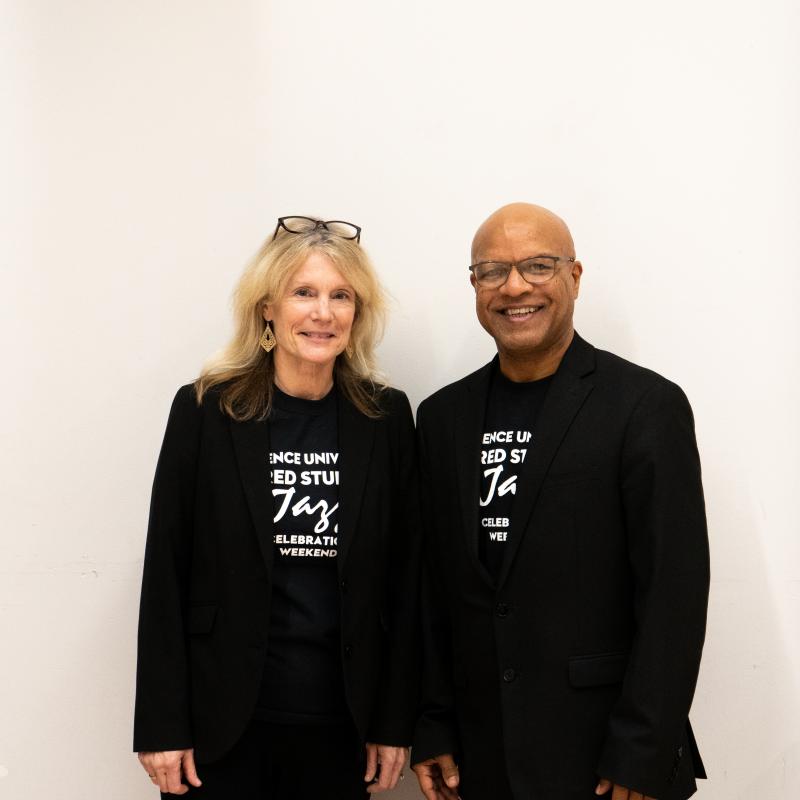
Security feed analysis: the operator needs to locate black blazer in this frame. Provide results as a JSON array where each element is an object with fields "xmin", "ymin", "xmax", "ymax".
[
  {"xmin": 134, "ymin": 383, "xmax": 419, "ymax": 762},
  {"xmin": 413, "ymin": 333, "xmax": 709, "ymax": 800}
]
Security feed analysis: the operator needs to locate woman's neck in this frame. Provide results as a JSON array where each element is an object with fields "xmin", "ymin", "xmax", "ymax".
[{"xmin": 273, "ymin": 352, "xmax": 335, "ymax": 400}]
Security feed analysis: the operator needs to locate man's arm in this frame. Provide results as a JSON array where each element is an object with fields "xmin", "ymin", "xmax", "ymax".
[
  {"xmin": 597, "ymin": 379, "xmax": 710, "ymax": 798},
  {"xmin": 412, "ymin": 552, "xmax": 462, "ymax": 800},
  {"xmin": 412, "ymin": 403, "xmax": 461, "ymax": 766}
]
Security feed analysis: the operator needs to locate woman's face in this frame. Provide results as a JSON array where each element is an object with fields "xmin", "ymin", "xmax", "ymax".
[{"xmin": 264, "ymin": 251, "xmax": 356, "ymax": 373}]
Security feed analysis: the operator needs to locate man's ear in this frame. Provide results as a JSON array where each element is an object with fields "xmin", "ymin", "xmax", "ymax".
[{"xmin": 571, "ymin": 261, "xmax": 583, "ymax": 299}]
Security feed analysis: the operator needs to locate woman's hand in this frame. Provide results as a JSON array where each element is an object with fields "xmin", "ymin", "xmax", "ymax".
[
  {"xmin": 365, "ymin": 743, "xmax": 409, "ymax": 793},
  {"xmin": 137, "ymin": 749, "xmax": 202, "ymax": 795}
]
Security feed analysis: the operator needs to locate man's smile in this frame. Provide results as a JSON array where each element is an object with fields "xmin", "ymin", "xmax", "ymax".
[{"xmin": 496, "ymin": 304, "xmax": 545, "ymax": 321}]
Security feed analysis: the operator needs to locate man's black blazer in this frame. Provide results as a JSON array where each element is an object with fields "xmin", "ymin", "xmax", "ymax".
[
  {"xmin": 413, "ymin": 333, "xmax": 709, "ymax": 800},
  {"xmin": 134, "ymin": 383, "xmax": 419, "ymax": 762}
]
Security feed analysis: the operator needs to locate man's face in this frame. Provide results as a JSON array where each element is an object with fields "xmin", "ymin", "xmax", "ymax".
[{"xmin": 471, "ymin": 218, "xmax": 582, "ymax": 360}]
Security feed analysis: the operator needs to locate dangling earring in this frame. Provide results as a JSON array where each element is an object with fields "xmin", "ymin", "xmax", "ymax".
[
  {"xmin": 345, "ymin": 343, "xmax": 354, "ymax": 358},
  {"xmin": 260, "ymin": 322, "xmax": 276, "ymax": 353}
]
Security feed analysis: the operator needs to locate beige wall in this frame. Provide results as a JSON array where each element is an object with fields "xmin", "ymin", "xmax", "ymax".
[{"xmin": 1, "ymin": 1, "xmax": 798, "ymax": 797}]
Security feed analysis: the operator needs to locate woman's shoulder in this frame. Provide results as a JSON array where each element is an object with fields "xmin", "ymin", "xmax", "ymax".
[
  {"xmin": 167, "ymin": 382, "xmax": 198, "ymax": 411},
  {"xmin": 169, "ymin": 380, "xmax": 226, "ymax": 417},
  {"xmin": 370, "ymin": 384, "xmax": 413, "ymax": 421}
]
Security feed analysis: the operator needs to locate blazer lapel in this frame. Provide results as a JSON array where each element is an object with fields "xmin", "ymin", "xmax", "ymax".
[
  {"xmin": 336, "ymin": 392, "xmax": 375, "ymax": 574},
  {"xmin": 454, "ymin": 360, "xmax": 496, "ymax": 589},
  {"xmin": 229, "ymin": 415, "xmax": 275, "ymax": 575},
  {"xmin": 496, "ymin": 333, "xmax": 596, "ymax": 589}
]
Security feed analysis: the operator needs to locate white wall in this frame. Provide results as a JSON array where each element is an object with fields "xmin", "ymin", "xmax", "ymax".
[{"xmin": 2, "ymin": 1, "xmax": 798, "ymax": 797}]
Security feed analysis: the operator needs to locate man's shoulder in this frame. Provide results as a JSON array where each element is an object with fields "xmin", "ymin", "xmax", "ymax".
[
  {"xmin": 418, "ymin": 362, "xmax": 491, "ymax": 420},
  {"xmin": 591, "ymin": 344, "xmax": 690, "ymax": 407},
  {"xmin": 417, "ymin": 339, "xmax": 691, "ymax": 421},
  {"xmin": 594, "ymin": 345, "xmax": 664, "ymax": 384}
]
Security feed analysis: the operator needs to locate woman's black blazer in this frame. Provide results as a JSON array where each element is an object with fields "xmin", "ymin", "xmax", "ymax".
[{"xmin": 133, "ymin": 383, "xmax": 420, "ymax": 762}]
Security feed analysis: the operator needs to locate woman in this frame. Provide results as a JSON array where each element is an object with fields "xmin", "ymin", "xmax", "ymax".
[{"xmin": 134, "ymin": 216, "xmax": 419, "ymax": 798}]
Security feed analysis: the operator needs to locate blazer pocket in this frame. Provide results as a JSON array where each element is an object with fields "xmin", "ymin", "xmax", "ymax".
[
  {"xmin": 568, "ymin": 651, "xmax": 629, "ymax": 688},
  {"xmin": 188, "ymin": 604, "xmax": 218, "ymax": 635}
]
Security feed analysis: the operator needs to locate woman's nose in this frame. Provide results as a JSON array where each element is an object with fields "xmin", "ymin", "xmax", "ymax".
[{"xmin": 311, "ymin": 297, "xmax": 333, "ymax": 320}]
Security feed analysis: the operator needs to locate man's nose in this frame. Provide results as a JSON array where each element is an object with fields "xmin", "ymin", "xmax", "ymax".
[{"xmin": 500, "ymin": 265, "xmax": 531, "ymax": 296}]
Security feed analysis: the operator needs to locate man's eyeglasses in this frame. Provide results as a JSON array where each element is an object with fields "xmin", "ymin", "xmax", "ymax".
[
  {"xmin": 273, "ymin": 216, "xmax": 362, "ymax": 243},
  {"xmin": 468, "ymin": 255, "xmax": 575, "ymax": 289}
]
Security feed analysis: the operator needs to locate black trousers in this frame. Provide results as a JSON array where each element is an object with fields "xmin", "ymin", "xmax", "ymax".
[{"xmin": 161, "ymin": 720, "xmax": 369, "ymax": 799}]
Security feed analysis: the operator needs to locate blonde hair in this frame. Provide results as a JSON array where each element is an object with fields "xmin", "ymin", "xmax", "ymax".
[{"xmin": 196, "ymin": 226, "xmax": 387, "ymax": 420}]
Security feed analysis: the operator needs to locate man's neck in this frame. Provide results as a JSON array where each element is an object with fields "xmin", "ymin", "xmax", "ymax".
[{"xmin": 497, "ymin": 329, "xmax": 574, "ymax": 382}]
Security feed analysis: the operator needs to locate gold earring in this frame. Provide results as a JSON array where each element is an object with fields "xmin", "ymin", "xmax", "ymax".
[
  {"xmin": 345, "ymin": 343, "xmax": 354, "ymax": 358},
  {"xmin": 260, "ymin": 322, "xmax": 276, "ymax": 353}
]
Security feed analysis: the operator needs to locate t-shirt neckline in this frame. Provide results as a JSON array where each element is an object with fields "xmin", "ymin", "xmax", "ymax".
[{"xmin": 272, "ymin": 384, "xmax": 337, "ymax": 416}]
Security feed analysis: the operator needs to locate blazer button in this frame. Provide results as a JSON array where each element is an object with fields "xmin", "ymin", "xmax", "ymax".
[
  {"xmin": 344, "ymin": 644, "xmax": 353, "ymax": 658},
  {"xmin": 502, "ymin": 668, "xmax": 516, "ymax": 683},
  {"xmin": 496, "ymin": 602, "xmax": 509, "ymax": 618},
  {"xmin": 340, "ymin": 579, "xmax": 348, "ymax": 593}
]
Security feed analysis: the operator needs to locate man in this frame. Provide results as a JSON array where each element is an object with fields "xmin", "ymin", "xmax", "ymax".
[{"xmin": 412, "ymin": 203, "xmax": 709, "ymax": 800}]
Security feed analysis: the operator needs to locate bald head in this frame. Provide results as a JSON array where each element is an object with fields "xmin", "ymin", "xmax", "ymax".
[
  {"xmin": 471, "ymin": 203, "xmax": 575, "ymax": 263},
  {"xmin": 468, "ymin": 202, "xmax": 583, "ymax": 380}
]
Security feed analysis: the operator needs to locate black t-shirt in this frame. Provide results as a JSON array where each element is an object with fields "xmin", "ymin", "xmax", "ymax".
[
  {"xmin": 255, "ymin": 386, "xmax": 349, "ymax": 725},
  {"xmin": 478, "ymin": 367, "xmax": 552, "ymax": 582}
]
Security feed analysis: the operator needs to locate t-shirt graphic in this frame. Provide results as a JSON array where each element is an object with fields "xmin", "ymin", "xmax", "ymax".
[
  {"xmin": 271, "ymin": 448, "xmax": 339, "ymax": 560},
  {"xmin": 257, "ymin": 386, "xmax": 349, "ymax": 725},
  {"xmin": 478, "ymin": 368, "xmax": 552, "ymax": 582}
]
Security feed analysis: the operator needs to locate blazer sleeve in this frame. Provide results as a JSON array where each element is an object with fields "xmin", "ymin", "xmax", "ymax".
[
  {"xmin": 367, "ymin": 389, "xmax": 422, "ymax": 746},
  {"xmin": 597, "ymin": 379, "xmax": 710, "ymax": 796},
  {"xmin": 133, "ymin": 385, "xmax": 202, "ymax": 752},
  {"xmin": 411, "ymin": 400, "xmax": 461, "ymax": 765}
]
